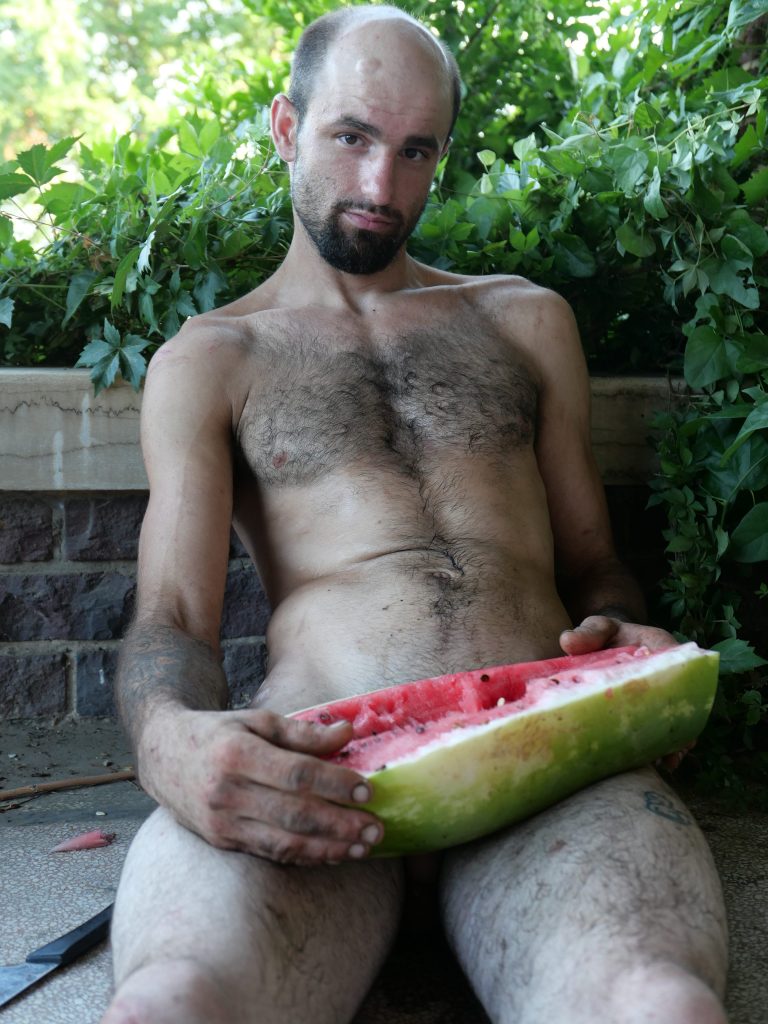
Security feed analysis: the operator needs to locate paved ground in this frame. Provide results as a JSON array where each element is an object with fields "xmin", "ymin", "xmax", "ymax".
[{"xmin": 1, "ymin": 719, "xmax": 767, "ymax": 1023}]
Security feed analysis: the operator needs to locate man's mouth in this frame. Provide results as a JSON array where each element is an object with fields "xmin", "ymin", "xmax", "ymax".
[{"xmin": 341, "ymin": 208, "xmax": 400, "ymax": 233}]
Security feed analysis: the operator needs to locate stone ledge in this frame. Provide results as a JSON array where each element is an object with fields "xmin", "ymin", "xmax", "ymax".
[
  {"xmin": 0, "ymin": 369, "xmax": 690, "ymax": 490},
  {"xmin": 0, "ymin": 369, "xmax": 144, "ymax": 491}
]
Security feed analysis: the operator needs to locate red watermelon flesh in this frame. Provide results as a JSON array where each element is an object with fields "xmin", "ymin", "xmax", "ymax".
[
  {"xmin": 295, "ymin": 646, "xmax": 648, "ymax": 772},
  {"xmin": 291, "ymin": 642, "xmax": 719, "ymax": 855}
]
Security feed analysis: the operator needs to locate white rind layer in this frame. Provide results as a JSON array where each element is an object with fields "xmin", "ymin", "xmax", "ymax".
[{"xmin": 359, "ymin": 643, "xmax": 719, "ymax": 855}]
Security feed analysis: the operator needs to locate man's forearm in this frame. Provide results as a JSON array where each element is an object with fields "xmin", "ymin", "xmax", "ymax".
[
  {"xmin": 561, "ymin": 557, "xmax": 647, "ymax": 626},
  {"xmin": 116, "ymin": 621, "xmax": 229, "ymax": 751}
]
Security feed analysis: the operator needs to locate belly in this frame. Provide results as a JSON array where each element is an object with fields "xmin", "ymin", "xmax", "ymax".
[{"xmin": 254, "ymin": 548, "xmax": 572, "ymax": 715}]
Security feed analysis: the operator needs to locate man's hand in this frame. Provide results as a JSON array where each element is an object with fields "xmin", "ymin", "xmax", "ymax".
[
  {"xmin": 559, "ymin": 615, "xmax": 693, "ymax": 771},
  {"xmin": 137, "ymin": 706, "xmax": 383, "ymax": 866},
  {"xmin": 559, "ymin": 614, "xmax": 676, "ymax": 656}
]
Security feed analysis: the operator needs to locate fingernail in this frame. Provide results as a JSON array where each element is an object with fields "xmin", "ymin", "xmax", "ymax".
[
  {"xmin": 361, "ymin": 823, "xmax": 381, "ymax": 844},
  {"xmin": 349, "ymin": 843, "xmax": 366, "ymax": 859},
  {"xmin": 352, "ymin": 783, "xmax": 370, "ymax": 803}
]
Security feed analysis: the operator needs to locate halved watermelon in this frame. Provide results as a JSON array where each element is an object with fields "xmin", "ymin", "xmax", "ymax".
[{"xmin": 292, "ymin": 643, "xmax": 719, "ymax": 856}]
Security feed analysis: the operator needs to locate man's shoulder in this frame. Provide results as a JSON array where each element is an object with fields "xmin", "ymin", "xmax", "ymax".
[{"xmin": 418, "ymin": 263, "xmax": 569, "ymax": 314}]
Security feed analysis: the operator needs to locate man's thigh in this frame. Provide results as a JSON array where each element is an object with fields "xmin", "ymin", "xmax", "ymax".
[
  {"xmin": 111, "ymin": 807, "xmax": 404, "ymax": 1024},
  {"xmin": 439, "ymin": 767, "xmax": 728, "ymax": 1024}
]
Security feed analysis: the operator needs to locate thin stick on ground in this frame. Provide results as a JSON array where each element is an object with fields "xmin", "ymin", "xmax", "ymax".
[{"xmin": 0, "ymin": 768, "xmax": 136, "ymax": 802}]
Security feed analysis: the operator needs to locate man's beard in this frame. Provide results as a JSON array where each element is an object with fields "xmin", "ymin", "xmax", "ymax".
[{"xmin": 291, "ymin": 166, "xmax": 425, "ymax": 275}]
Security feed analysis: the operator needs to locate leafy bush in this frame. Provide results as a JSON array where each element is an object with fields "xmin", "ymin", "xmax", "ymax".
[
  {"xmin": 0, "ymin": 113, "xmax": 291, "ymax": 386},
  {"xmin": 0, "ymin": 0, "xmax": 766, "ymax": 790}
]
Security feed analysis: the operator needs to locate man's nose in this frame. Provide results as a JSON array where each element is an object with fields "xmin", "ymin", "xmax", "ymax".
[{"xmin": 360, "ymin": 151, "xmax": 397, "ymax": 206}]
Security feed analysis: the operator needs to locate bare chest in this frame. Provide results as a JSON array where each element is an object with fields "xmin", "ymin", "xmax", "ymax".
[{"xmin": 235, "ymin": 322, "xmax": 538, "ymax": 486}]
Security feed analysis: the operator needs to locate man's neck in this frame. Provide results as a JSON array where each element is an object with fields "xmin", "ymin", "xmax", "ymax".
[{"xmin": 271, "ymin": 227, "xmax": 425, "ymax": 314}]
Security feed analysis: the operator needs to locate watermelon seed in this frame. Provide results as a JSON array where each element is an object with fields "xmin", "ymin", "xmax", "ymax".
[
  {"xmin": 415, "ymin": 725, "xmax": 426, "ymax": 733},
  {"xmin": 376, "ymin": 764, "xmax": 387, "ymax": 771},
  {"xmin": 497, "ymin": 697, "xmax": 506, "ymax": 706},
  {"xmin": 480, "ymin": 674, "xmax": 490, "ymax": 682}
]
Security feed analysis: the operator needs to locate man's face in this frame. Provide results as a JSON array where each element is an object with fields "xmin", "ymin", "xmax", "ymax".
[
  {"xmin": 287, "ymin": 21, "xmax": 453, "ymax": 275},
  {"xmin": 290, "ymin": 134, "xmax": 429, "ymax": 276}
]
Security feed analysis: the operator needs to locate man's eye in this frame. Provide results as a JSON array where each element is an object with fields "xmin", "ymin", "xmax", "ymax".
[
  {"xmin": 403, "ymin": 147, "xmax": 427, "ymax": 161},
  {"xmin": 339, "ymin": 134, "xmax": 360, "ymax": 146}
]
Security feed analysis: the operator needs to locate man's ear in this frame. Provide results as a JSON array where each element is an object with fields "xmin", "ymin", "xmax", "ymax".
[{"xmin": 271, "ymin": 94, "xmax": 299, "ymax": 163}]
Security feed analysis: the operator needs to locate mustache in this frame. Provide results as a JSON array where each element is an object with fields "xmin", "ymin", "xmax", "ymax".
[{"xmin": 333, "ymin": 200, "xmax": 404, "ymax": 226}]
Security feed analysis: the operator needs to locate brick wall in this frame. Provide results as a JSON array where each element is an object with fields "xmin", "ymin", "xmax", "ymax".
[
  {"xmin": 0, "ymin": 493, "xmax": 270, "ymax": 718},
  {"xmin": 0, "ymin": 486, "xmax": 667, "ymax": 721}
]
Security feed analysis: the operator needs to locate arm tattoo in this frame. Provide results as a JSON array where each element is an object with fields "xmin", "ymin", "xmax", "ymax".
[{"xmin": 116, "ymin": 622, "xmax": 228, "ymax": 747}]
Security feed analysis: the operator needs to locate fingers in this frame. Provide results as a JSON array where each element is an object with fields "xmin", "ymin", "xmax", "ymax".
[
  {"xmin": 224, "ymin": 710, "xmax": 372, "ymax": 806},
  {"xmin": 225, "ymin": 820, "xmax": 382, "ymax": 866},
  {"xmin": 559, "ymin": 617, "xmax": 677, "ymax": 655},
  {"xmin": 258, "ymin": 711, "xmax": 355, "ymax": 757},
  {"xmin": 206, "ymin": 784, "xmax": 384, "ymax": 864},
  {"xmin": 193, "ymin": 709, "xmax": 383, "ymax": 863},
  {"xmin": 559, "ymin": 615, "xmax": 620, "ymax": 655},
  {"xmin": 657, "ymin": 739, "xmax": 697, "ymax": 773}
]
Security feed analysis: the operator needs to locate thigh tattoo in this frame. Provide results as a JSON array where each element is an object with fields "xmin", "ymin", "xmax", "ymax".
[{"xmin": 643, "ymin": 789, "xmax": 693, "ymax": 826}]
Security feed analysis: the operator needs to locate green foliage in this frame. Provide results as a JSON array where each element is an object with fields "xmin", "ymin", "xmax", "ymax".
[
  {"xmin": 1, "ymin": 114, "xmax": 291, "ymax": 389},
  {"xmin": 0, "ymin": 0, "xmax": 766, "ymax": 787}
]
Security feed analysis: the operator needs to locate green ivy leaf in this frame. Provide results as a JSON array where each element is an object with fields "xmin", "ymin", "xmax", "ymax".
[
  {"xmin": 609, "ymin": 144, "xmax": 649, "ymax": 193},
  {"xmin": 703, "ymin": 257, "xmax": 759, "ymax": 309},
  {"xmin": 111, "ymin": 246, "xmax": 141, "ymax": 309},
  {"xmin": 729, "ymin": 503, "xmax": 768, "ymax": 563},
  {"xmin": 711, "ymin": 638, "xmax": 768, "ymax": 674},
  {"xmin": 175, "ymin": 291, "xmax": 197, "ymax": 318},
  {"xmin": 193, "ymin": 268, "xmax": 227, "ymax": 313},
  {"xmin": 731, "ymin": 124, "xmax": 759, "ymax": 169},
  {"xmin": 727, "ymin": 210, "xmax": 768, "ymax": 258},
  {"xmin": 741, "ymin": 166, "xmax": 768, "ymax": 205},
  {"xmin": 0, "ymin": 296, "xmax": 14, "ymax": 327},
  {"xmin": 37, "ymin": 181, "xmax": 95, "ymax": 218},
  {"xmin": 103, "ymin": 319, "xmax": 121, "ymax": 346},
  {"xmin": 643, "ymin": 166, "xmax": 666, "ymax": 220},
  {"xmin": 138, "ymin": 291, "xmax": 160, "ymax": 334},
  {"xmin": 178, "ymin": 119, "xmax": 202, "ymax": 157},
  {"xmin": 616, "ymin": 222, "xmax": 655, "ymax": 258},
  {"xmin": 684, "ymin": 325, "xmax": 729, "ymax": 388},
  {"xmin": 0, "ymin": 173, "xmax": 35, "ymax": 199},
  {"xmin": 512, "ymin": 134, "xmax": 537, "ymax": 161},
  {"xmin": 552, "ymin": 233, "xmax": 596, "ymax": 277},
  {"xmin": 119, "ymin": 335, "xmax": 151, "ymax": 389},
  {"xmin": 75, "ymin": 321, "xmax": 149, "ymax": 393},
  {"xmin": 198, "ymin": 119, "xmax": 221, "ymax": 155},
  {"xmin": 721, "ymin": 401, "xmax": 768, "ymax": 461},
  {"xmin": 633, "ymin": 101, "xmax": 663, "ymax": 130},
  {"xmin": 63, "ymin": 271, "xmax": 97, "ymax": 325},
  {"xmin": 465, "ymin": 196, "xmax": 500, "ymax": 242},
  {"xmin": 76, "ymin": 338, "xmax": 113, "ymax": 365},
  {"xmin": 16, "ymin": 137, "xmax": 77, "ymax": 185}
]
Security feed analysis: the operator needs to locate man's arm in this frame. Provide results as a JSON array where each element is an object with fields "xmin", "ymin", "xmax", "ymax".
[
  {"xmin": 526, "ymin": 289, "xmax": 674, "ymax": 654},
  {"xmin": 118, "ymin": 329, "xmax": 383, "ymax": 864}
]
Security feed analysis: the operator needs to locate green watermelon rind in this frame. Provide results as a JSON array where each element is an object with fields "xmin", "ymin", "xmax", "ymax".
[{"xmin": 353, "ymin": 644, "xmax": 718, "ymax": 856}]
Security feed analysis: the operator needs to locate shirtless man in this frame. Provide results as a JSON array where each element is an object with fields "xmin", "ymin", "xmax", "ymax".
[{"xmin": 103, "ymin": 7, "xmax": 728, "ymax": 1023}]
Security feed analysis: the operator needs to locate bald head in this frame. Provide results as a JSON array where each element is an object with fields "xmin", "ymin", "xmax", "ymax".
[{"xmin": 289, "ymin": 5, "xmax": 461, "ymax": 139}]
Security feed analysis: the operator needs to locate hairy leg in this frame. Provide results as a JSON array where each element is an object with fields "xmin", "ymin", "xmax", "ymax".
[
  {"xmin": 102, "ymin": 808, "xmax": 404, "ymax": 1024},
  {"xmin": 440, "ymin": 768, "xmax": 728, "ymax": 1024}
]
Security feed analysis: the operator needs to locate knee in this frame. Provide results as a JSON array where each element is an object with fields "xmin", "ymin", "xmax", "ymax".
[
  {"xmin": 102, "ymin": 958, "xmax": 231, "ymax": 1024},
  {"xmin": 610, "ymin": 962, "xmax": 728, "ymax": 1024}
]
